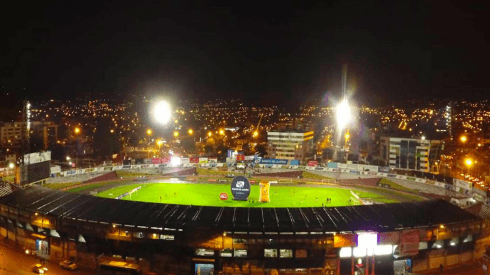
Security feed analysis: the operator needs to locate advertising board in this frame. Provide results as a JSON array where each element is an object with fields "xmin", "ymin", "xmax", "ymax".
[
  {"xmin": 181, "ymin": 158, "xmax": 190, "ymax": 164},
  {"xmin": 231, "ymin": 176, "xmax": 251, "ymax": 201},
  {"xmin": 337, "ymin": 163, "xmax": 347, "ymax": 169},
  {"xmin": 453, "ymin": 179, "xmax": 472, "ymax": 190},
  {"xmin": 199, "ymin": 157, "xmax": 208, "ymax": 164},
  {"xmin": 345, "ymin": 164, "xmax": 358, "ymax": 171},
  {"xmin": 208, "ymin": 157, "xmax": 218, "ymax": 163},
  {"xmin": 399, "ymin": 229, "xmax": 420, "ymax": 255},
  {"xmin": 190, "ymin": 157, "xmax": 199, "ymax": 163},
  {"xmin": 307, "ymin": 161, "xmax": 318, "ymax": 166},
  {"xmin": 379, "ymin": 166, "xmax": 390, "ymax": 173},
  {"xmin": 23, "ymin": 151, "xmax": 51, "ymax": 165},
  {"xmin": 259, "ymin": 159, "xmax": 288, "ymax": 165}
]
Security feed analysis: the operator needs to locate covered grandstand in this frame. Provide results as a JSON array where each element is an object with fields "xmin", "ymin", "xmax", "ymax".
[{"xmin": 0, "ymin": 184, "xmax": 482, "ymax": 275}]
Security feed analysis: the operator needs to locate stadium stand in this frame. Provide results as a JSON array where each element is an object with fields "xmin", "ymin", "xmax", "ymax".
[
  {"xmin": 0, "ymin": 182, "xmax": 13, "ymax": 197},
  {"xmin": 162, "ymin": 167, "xmax": 196, "ymax": 176},
  {"xmin": 82, "ymin": 171, "xmax": 118, "ymax": 184},
  {"xmin": 46, "ymin": 172, "xmax": 107, "ymax": 184},
  {"xmin": 338, "ymin": 177, "xmax": 381, "ymax": 187}
]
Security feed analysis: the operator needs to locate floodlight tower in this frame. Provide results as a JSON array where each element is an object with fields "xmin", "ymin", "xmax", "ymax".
[{"xmin": 335, "ymin": 65, "xmax": 352, "ymax": 162}]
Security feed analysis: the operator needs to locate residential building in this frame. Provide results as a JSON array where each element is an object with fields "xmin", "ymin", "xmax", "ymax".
[
  {"xmin": 0, "ymin": 121, "xmax": 58, "ymax": 150},
  {"xmin": 267, "ymin": 131, "xmax": 314, "ymax": 162},
  {"xmin": 380, "ymin": 137, "xmax": 440, "ymax": 172},
  {"xmin": 276, "ymin": 118, "xmax": 315, "ymax": 133}
]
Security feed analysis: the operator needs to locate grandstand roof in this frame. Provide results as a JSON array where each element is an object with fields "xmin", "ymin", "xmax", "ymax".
[{"xmin": 0, "ymin": 186, "xmax": 480, "ymax": 233}]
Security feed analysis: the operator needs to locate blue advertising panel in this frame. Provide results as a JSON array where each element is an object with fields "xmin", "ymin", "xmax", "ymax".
[
  {"xmin": 259, "ymin": 159, "xmax": 288, "ymax": 165},
  {"xmin": 290, "ymin": 160, "xmax": 300, "ymax": 166},
  {"xmin": 327, "ymin": 162, "xmax": 338, "ymax": 168}
]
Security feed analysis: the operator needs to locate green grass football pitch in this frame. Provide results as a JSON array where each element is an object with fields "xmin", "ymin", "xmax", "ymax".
[{"xmin": 96, "ymin": 182, "xmax": 397, "ymax": 207}]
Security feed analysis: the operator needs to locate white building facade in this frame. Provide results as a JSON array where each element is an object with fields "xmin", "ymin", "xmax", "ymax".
[
  {"xmin": 267, "ymin": 131, "xmax": 314, "ymax": 162},
  {"xmin": 381, "ymin": 137, "xmax": 433, "ymax": 172}
]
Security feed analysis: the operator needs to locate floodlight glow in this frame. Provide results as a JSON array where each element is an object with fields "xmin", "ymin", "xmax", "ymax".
[
  {"xmin": 8, "ymin": 163, "xmax": 14, "ymax": 169},
  {"xmin": 336, "ymin": 99, "xmax": 351, "ymax": 130},
  {"xmin": 153, "ymin": 101, "xmax": 172, "ymax": 124},
  {"xmin": 170, "ymin": 156, "xmax": 181, "ymax": 167}
]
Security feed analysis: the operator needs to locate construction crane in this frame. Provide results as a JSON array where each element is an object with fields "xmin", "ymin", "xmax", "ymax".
[{"xmin": 253, "ymin": 113, "xmax": 264, "ymax": 138}]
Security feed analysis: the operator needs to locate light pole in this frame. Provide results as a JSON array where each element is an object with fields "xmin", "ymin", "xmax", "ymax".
[
  {"xmin": 74, "ymin": 128, "xmax": 80, "ymax": 168},
  {"xmin": 336, "ymin": 99, "xmax": 352, "ymax": 162},
  {"xmin": 465, "ymin": 158, "xmax": 473, "ymax": 178},
  {"xmin": 156, "ymin": 140, "xmax": 164, "ymax": 158}
]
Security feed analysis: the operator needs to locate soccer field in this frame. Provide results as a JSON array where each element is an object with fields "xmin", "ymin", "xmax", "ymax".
[{"xmin": 96, "ymin": 182, "xmax": 397, "ymax": 207}]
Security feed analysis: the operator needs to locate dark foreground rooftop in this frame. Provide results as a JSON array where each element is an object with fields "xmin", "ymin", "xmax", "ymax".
[{"xmin": 0, "ymin": 185, "xmax": 480, "ymax": 233}]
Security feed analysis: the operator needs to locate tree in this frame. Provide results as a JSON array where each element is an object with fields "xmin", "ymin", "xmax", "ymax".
[{"xmin": 255, "ymin": 144, "xmax": 267, "ymax": 157}]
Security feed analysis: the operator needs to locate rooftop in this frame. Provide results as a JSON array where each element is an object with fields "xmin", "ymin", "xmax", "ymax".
[{"xmin": 0, "ymin": 185, "xmax": 480, "ymax": 233}]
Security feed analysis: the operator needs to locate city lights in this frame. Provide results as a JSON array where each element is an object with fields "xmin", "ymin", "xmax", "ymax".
[
  {"xmin": 146, "ymin": 129, "xmax": 153, "ymax": 136},
  {"xmin": 173, "ymin": 131, "xmax": 179, "ymax": 137},
  {"xmin": 465, "ymin": 158, "xmax": 473, "ymax": 167},
  {"xmin": 219, "ymin": 129, "xmax": 225, "ymax": 135},
  {"xmin": 208, "ymin": 131, "xmax": 212, "ymax": 137},
  {"xmin": 460, "ymin": 135, "xmax": 467, "ymax": 142},
  {"xmin": 188, "ymin": 129, "xmax": 193, "ymax": 135},
  {"xmin": 74, "ymin": 127, "xmax": 80, "ymax": 134}
]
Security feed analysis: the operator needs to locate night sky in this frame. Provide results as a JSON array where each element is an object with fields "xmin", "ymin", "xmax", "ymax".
[{"xmin": 1, "ymin": 1, "xmax": 489, "ymax": 106}]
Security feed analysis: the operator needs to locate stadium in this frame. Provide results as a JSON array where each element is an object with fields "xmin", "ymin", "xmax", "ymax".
[{"xmin": 0, "ymin": 162, "xmax": 485, "ymax": 275}]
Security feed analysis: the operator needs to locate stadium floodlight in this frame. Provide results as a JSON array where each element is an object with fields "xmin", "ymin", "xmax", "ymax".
[
  {"xmin": 152, "ymin": 100, "xmax": 172, "ymax": 125},
  {"xmin": 170, "ymin": 156, "xmax": 181, "ymax": 167},
  {"xmin": 336, "ymin": 99, "xmax": 351, "ymax": 130}
]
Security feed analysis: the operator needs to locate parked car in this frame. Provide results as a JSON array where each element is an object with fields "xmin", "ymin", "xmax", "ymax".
[
  {"xmin": 60, "ymin": 260, "xmax": 78, "ymax": 270},
  {"xmin": 32, "ymin": 264, "xmax": 48, "ymax": 274}
]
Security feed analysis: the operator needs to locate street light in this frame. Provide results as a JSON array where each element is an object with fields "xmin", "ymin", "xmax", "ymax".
[
  {"xmin": 66, "ymin": 156, "xmax": 70, "ymax": 161},
  {"xmin": 74, "ymin": 127, "xmax": 80, "ymax": 134},
  {"xmin": 8, "ymin": 163, "xmax": 14, "ymax": 169},
  {"xmin": 188, "ymin": 129, "xmax": 193, "ymax": 135},
  {"xmin": 147, "ymin": 129, "xmax": 153, "ymax": 136},
  {"xmin": 219, "ymin": 129, "xmax": 225, "ymax": 135},
  {"xmin": 465, "ymin": 158, "xmax": 473, "ymax": 178},
  {"xmin": 460, "ymin": 135, "xmax": 467, "ymax": 143},
  {"xmin": 173, "ymin": 131, "xmax": 179, "ymax": 137},
  {"xmin": 208, "ymin": 131, "xmax": 212, "ymax": 137},
  {"xmin": 253, "ymin": 131, "xmax": 259, "ymax": 138}
]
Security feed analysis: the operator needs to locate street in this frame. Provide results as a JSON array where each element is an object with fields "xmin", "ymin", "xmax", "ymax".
[{"xmin": 0, "ymin": 241, "xmax": 93, "ymax": 275}]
